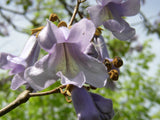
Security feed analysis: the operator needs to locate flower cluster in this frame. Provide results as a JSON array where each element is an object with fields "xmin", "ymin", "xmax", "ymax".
[
  {"xmin": 87, "ymin": 0, "xmax": 140, "ymax": 40},
  {"xmin": 0, "ymin": 0, "xmax": 140, "ymax": 119}
]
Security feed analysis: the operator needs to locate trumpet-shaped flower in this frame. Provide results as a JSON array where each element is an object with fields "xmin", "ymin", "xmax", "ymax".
[
  {"xmin": 0, "ymin": 35, "xmax": 40, "ymax": 89},
  {"xmin": 71, "ymin": 86, "xmax": 114, "ymax": 120},
  {"xmin": 86, "ymin": 35, "xmax": 123, "ymax": 89},
  {"xmin": 24, "ymin": 19, "xmax": 109, "ymax": 91},
  {"xmin": 87, "ymin": 0, "xmax": 140, "ymax": 40}
]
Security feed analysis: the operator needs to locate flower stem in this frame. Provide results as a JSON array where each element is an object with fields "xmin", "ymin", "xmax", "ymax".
[
  {"xmin": 29, "ymin": 85, "xmax": 66, "ymax": 97},
  {"xmin": 0, "ymin": 85, "xmax": 66, "ymax": 117},
  {"xmin": 0, "ymin": 89, "xmax": 31, "ymax": 116},
  {"xmin": 68, "ymin": 0, "xmax": 86, "ymax": 26}
]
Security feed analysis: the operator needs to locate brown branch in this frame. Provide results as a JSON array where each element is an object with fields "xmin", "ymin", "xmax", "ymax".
[
  {"xmin": 0, "ymin": 90, "xmax": 31, "ymax": 116},
  {"xmin": 0, "ymin": 85, "xmax": 66, "ymax": 117},
  {"xmin": 29, "ymin": 85, "xmax": 66, "ymax": 97},
  {"xmin": 68, "ymin": 0, "xmax": 86, "ymax": 26}
]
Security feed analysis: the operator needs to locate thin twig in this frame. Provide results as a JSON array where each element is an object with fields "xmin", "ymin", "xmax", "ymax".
[
  {"xmin": 68, "ymin": 0, "xmax": 86, "ymax": 26},
  {"xmin": 0, "ymin": 85, "xmax": 66, "ymax": 117},
  {"xmin": 78, "ymin": 11, "xmax": 83, "ymax": 19},
  {"xmin": 29, "ymin": 85, "xmax": 66, "ymax": 97}
]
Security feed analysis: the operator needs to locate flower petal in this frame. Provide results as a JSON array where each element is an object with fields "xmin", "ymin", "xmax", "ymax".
[
  {"xmin": 99, "ymin": 0, "xmax": 122, "ymax": 6},
  {"xmin": 112, "ymin": 23, "xmax": 135, "ymax": 40},
  {"xmin": 90, "ymin": 93, "xmax": 114, "ymax": 119},
  {"xmin": 67, "ymin": 18, "xmax": 96, "ymax": 52},
  {"xmin": 94, "ymin": 35, "xmax": 110, "ymax": 61},
  {"xmin": 109, "ymin": 0, "xmax": 140, "ymax": 16},
  {"xmin": 11, "ymin": 73, "xmax": 27, "ymax": 90},
  {"xmin": 24, "ymin": 54, "xmax": 59, "ymax": 91},
  {"xmin": 104, "ymin": 78, "xmax": 116, "ymax": 90},
  {"xmin": 38, "ymin": 20, "xmax": 65, "ymax": 53},
  {"xmin": 0, "ymin": 52, "xmax": 25, "ymax": 74},
  {"xmin": 103, "ymin": 19, "xmax": 135, "ymax": 40},
  {"xmin": 71, "ymin": 86, "xmax": 101, "ymax": 120},
  {"xmin": 0, "ymin": 52, "xmax": 15, "ymax": 69},
  {"xmin": 20, "ymin": 34, "xmax": 40, "ymax": 66},
  {"xmin": 87, "ymin": 5, "xmax": 109, "ymax": 27},
  {"xmin": 84, "ymin": 43, "xmax": 98, "ymax": 58},
  {"xmin": 121, "ymin": 0, "xmax": 140, "ymax": 16},
  {"xmin": 57, "ymin": 71, "xmax": 86, "ymax": 88},
  {"xmin": 59, "ymin": 27, "xmax": 70, "ymax": 40},
  {"xmin": 103, "ymin": 19, "xmax": 123, "ymax": 32},
  {"xmin": 65, "ymin": 43, "xmax": 108, "ymax": 88}
]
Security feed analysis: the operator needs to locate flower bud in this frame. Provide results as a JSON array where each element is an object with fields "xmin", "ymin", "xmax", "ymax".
[
  {"xmin": 103, "ymin": 59, "xmax": 112, "ymax": 71},
  {"xmin": 112, "ymin": 56, "xmax": 123, "ymax": 68},
  {"xmin": 49, "ymin": 13, "xmax": 60, "ymax": 22},
  {"xmin": 108, "ymin": 69, "xmax": 119, "ymax": 81}
]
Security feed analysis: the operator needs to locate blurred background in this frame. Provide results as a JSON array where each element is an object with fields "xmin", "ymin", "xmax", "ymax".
[{"xmin": 0, "ymin": 0, "xmax": 160, "ymax": 120}]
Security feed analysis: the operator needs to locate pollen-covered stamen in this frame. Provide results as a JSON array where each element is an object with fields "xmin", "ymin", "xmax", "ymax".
[
  {"xmin": 103, "ymin": 59, "xmax": 112, "ymax": 71},
  {"xmin": 108, "ymin": 69, "xmax": 119, "ymax": 81},
  {"xmin": 112, "ymin": 56, "xmax": 123, "ymax": 68},
  {"xmin": 49, "ymin": 13, "xmax": 60, "ymax": 22},
  {"xmin": 58, "ymin": 21, "xmax": 67, "ymax": 28}
]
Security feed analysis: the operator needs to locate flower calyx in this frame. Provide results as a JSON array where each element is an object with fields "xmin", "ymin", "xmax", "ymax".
[
  {"xmin": 59, "ymin": 84, "xmax": 97, "ymax": 103},
  {"xmin": 31, "ymin": 26, "xmax": 44, "ymax": 37},
  {"xmin": 91, "ymin": 27, "xmax": 103, "ymax": 42},
  {"xmin": 57, "ymin": 21, "xmax": 67, "ymax": 28},
  {"xmin": 31, "ymin": 13, "xmax": 62, "ymax": 37},
  {"xmin": 94, "ymin": 27, "xmax": 103, "ymax": 37},
  {"xmin": 59, "ymin": 84, "xmax": 74, "ymax": 103},
  {"xmin": 49, "ymin": 13, "xmax": 60, "ymax": 22}
]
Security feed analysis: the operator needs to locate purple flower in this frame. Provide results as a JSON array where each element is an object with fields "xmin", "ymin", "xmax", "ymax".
[
  {"xmin": 85, "ymin": 35, "xmax": 110, "ymax": 64},
  {"xmin": 0, "ymin": 34, "xmax": 40, "ymax": 90},
  {"xmin": 71, "ymin": 86, "xmax": 114, "ymax": 120},
  {"xmin": 87, "ymin": 0, "xmax": 140, "ymax": 40},
  {"xmin": 24, "ymin": 18, "xmax": 109, "ymax": 91},
  {"xmin": 86, "ymin": 35, "xmax": 123, "ymax": 89},
  {"xmin": 94, "ymin": 35, "xmax": 110, "ymax": 62}
]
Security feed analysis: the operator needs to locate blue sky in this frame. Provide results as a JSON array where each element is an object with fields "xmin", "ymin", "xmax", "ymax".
[{"xmin": 136, "ymin": 0, "xmax": 160, "ymax": 74}]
